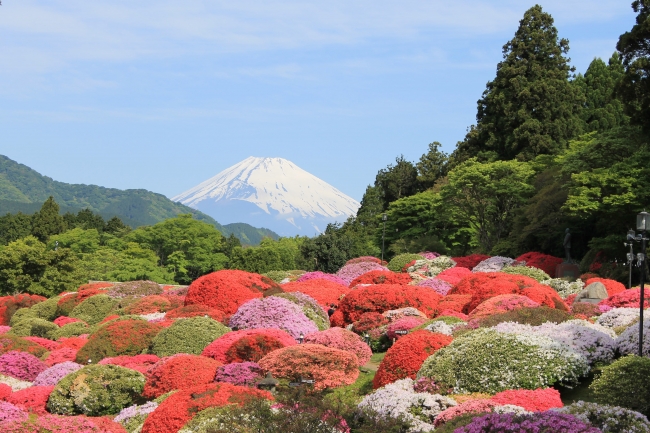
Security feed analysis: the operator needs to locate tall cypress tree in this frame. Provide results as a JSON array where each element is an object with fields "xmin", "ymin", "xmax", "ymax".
[
  {"xmin": 31, "ymin": 196, "xmax": 66, "ymax": 242},
  {"xmin": 456, "ymin": 5, "xmax": 584, "ymax": 161}
]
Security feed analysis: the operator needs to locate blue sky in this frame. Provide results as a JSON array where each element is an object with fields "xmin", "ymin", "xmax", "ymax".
[{"xmin": 0, "ymin": 1, "xmax": 637, "ymax": 203}]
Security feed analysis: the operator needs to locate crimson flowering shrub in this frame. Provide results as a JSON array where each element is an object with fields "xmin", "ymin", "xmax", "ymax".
[
  {"xmin": 34, "ymin": 361, "xmax": 82, "ymax": 386},
  {"xmin": 214, "ymin": 361, "xmax": 263, "ymax": 386},
  {"xmin": 23, "ymin": 336, "xmax": 60, "ymax": 351},
  {"xmin": 436, "ymin": 267, "xmax": 473, "ymax": 285},
  {"xmin": 600, "ymin": 287, "xmax": 650, "ymax": 309},
  {"xmin": 351, "ymin": 312, "xmax": 389, "ymax": 333},
  {"xmin": 515, "ymin": 252, "xmax": 563, "ymax": 278},
  {"xmin": 98, "ymin": 354, "xmax": 160, "ymax": 374},
  {"xmin": 346, "ymin": 256, "xmax": 385, "ymax": 265},
  {"xmin": 0, "ymin": 401, "xmax": 28, "ymax": 423},
  {"xmin": 329, "ymin": 309, "xmax": 345, "ymax": 327},
  {"xmin": 452, "ymin": 254, "xmax": 491, "ymax": 270},
  {"xmin": 281, "ymin": 279, "xmax": 349, "ymax": 309},
  {"xmin": 349, "ymin": 271, "xmax": 412, "ymax": 288},
  {"xmin": 373, "ymin": 330, "xmax": 453, "ymax": 389},
  {"xmin": 296, "ymin": 271, "xmax": 348, "ymax": 286},
  {"xmin": 202, "ymin": 328, "xmax": 296, "ymax": 363},
  {"xmin": 337, "ymin": 262, "xmax": 389, "ymax": 285},
  {"xmin": 585, "ymin": 277, "xmax": 626, "ymax": 297},
  {"xmin": 0, "ymin": 351, "xmax": 47, "ymax": 381},
  {"xmin": 75, "ymin": 319, "xmax": 162, "ymax": 364},
  {"xmin": 386, "ymin": 316, "xmax": 427, "ymax": 340},
  {"xmin": 304, "ymin": 327, "xmax": 372, "ymax": 365},
  {"xmin": 0, "ymin": 294, "xmax": 47, "ymax": 326},
  {"xmin": 469, "ymin": 294, "xmax": 540, "ymax": 320},
  {"xmin": 123, "ymin": 295, "xmax": 171, "ymax": 315},
  {"xmin": 520, "ymin": 285, "xmax": 568, "ymax": 310},
  {"xmin": 438, "ymin": 295, "xmax": 473, "ymax": 314},
  {"xmin": 435, "ymin": 400, "xmax": 497, "ymax": 427},
  {"xmin": 259, "ymin": 344, "xmax": 360, "ymax": 390},
  {"xmin": 53, "ymin": 316, "xmax": 82, "ymax": 327},
  {"xmin": 490, "ymin": 388, "xmax": 563, "ymax": 412},
  {"xmin": 338, "ymin": 284, "xmax": 442, "ymax": 324},
  {"xmin": 185, "ymin": 270, "xmax": 282, "ymax": 315},
  {"xmin": 56, "ymin": 290, "xmax": 105, "ymax": 317},
  {"xmin": 229, "ymin": 296, "xmax": 318, "ymax": 340},
  {"xmin": 142, "ymin": 382, "xmax": 273, "ymax": 433},
  {"xmin": 165, "ymin": 304, "xmax": 227, "ymax": 323},
  {"xmin": 45, "ymin": 348, "xmax": 79, "ymax": 366},
  {"xmin": 7, "ymin": 385, "xmax": 53, "ymax": 414},
  {"xmin": 78, "ymin": 282, "xmax": 114, "ymax": 291},
  {"xmin": 143, "ymin": 354, "xmax": 222, "ymax": 398},
  {"xmin": 0, "ymin": 334, "xmax": 47, "ymax": 358},
  {"xmin": 416, "ymin": 278, "xmax": 453, "ymax": 295},
  {"xmin": 0, "ymin": 382, "xmax": 12, "ymax": 399}
]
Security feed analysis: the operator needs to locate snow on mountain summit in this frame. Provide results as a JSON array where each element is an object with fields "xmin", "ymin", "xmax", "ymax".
[{"xmin": 172, "ymin": 157, "xmax": 360, "ymax": 236}]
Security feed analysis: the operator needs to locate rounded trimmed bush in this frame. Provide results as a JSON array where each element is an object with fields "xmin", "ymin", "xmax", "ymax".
[
  {"xmin": 98, "ymin": 354, "xmax": 160, "ymax": 374},
  {"xmin": 452, "ymin": 254, "xmax": 491, "ymax": 270},
  {"xmin": 274, "ymin": 292, "xmax": 330, "ymax": 331},
  {"xmin": 501, "ymin": 265, "xmax": 551, "ymax": 282},
  {"xmin": 351, "ymin": 312, "xmax": 389, "ymax": 333},
  {"xmin": 107, "ymin": 280, "xmax": 163, "ymax": 299},
  {"xmin": 0, "ymin": 350, "xmax": 47, "ymax": 381},
  {"xmin": 590, "ymin": 355, "xmax": 650, "ymax": 416},
  {"xmin": 558, "ymin": 401, "xmax": 650, "ymax": 432},
  {"xmin": 48, "ymin": 364, "xmax": 146, "ymax": 416},
  {"xmin": 296, "ymin": 271, "xmax": 347, "ymax": 286},
  {"xmin": 50, "ymin": 321, "xmax": 92, "ymax": 339},
  {"xmin": 69, "ymin": 294, "xmax": 117, "ymax": 325},
  {"xmin": 9, "ymin": 317, "xmax": 58, "ymax": 339},
  {"xmin": 515, "ymin": 252, "xmax": 563, "ymax": 278},
  {"xmin": 281, "ymin": 279, "xmax": 350, "ymax": 309},
  {"xmin": 165, "ymin": 305, "xmax": 227, "ymax": 323},
  {"xmin": 469, "ymin": 294, "xmax": 540, "ymax": 320},
  {"xmin": 476, "ymin": 306, "xmax": 574, "ymax": 328},
  {"xmin": 202, "ymin": 328, "xmax": 296, "ymax": 363},
  {"xmin": 123, "ymin": 295, "xmax": 171, "ymax": 315},
  {"xmin": 416, "ymin": 278, "xmax": 453, "ymax": 295},
  {"xmin": 349, "ymin": 270, "xmax": 412, "ymax": 287},
  {"xmin": 151, "ymin": 316, "xmax": 229, "ymax": 357},
  {"xmin": 214, "ymin": 361, "xmax": 263, "ymax": 387},
  {"xmin": 7, "ymin": 385, "xmax": 54, "ymax": 415},
  {"xmin": 452, "ymin": 412, "xmax": 598, "ymax": 433},
  {"xmin": 585, "ymin": 277, "xmax": 626, "ymax": 297},
  {"xmin": 337, "ymin": 262, "xmax": 390, "ymax": 284},
  {"xmin": 143, "ymin": 354, "xmax": 223, "ymax": 398},
  {"xmin": 33, "ymin": 361, "xmax": 83, "ymax": 386},
  {"xmin": 304, "ymin": 327, "xmax": 372, "ymax": 366},
  {"xmin": 0, "ymin": 294, "xmax": 47, "ymax": 326},
  {"xmin": 490, "ymin": 388, "xmax": 563, "ymax": 412},
  {"xmin": 0, "ymin": 334, "xmax": 48, "ymax": 358},
  {"xmin": 387, "ymin": 254, "xmax": 424, "ymax": 273}
]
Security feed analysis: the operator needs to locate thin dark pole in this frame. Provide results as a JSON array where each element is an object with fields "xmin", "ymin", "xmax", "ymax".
[
  {"xmin": 381, "ymin": 219, "xmax": 386, "ymax": 263},
  {"xmin": 640, "ymin": 233, "xmax": 646, "ymax": 357}
]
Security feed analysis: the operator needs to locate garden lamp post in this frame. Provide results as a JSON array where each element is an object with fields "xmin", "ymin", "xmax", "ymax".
[
  {"xmin": 625, "ymin": 229, "xmax": 636, "ymax": 289},
  {"xmin": 381, "ymin": 214, "xmax": 388, "ymax": 263},
  {"xmin": 637, "ymin": 211, "xmax": 650, "ymax": 356}
]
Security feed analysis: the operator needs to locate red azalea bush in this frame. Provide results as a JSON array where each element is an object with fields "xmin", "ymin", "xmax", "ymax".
[
  {"xmin": 7, "ymin": 385, "xmax": 54, "ymax": 415},
  {"xmin": 23, "ymin": 336, "xmax": 60, "ymax": 351},
  {"xmin": 53, "ymin": 316, "xmax": 82, "ymax": 327},
  {"xmin": 469, "ymin": 294, "xmax": 540, "ymax": 320},
  {"xmin": 45, "ymin": 348, "xmax": 79, "ymax": 366},
  {"xmin": 75, "ymin": 320, "xmax": 162, "ymax": 364},
  {"xmin": 143, "ymin": 354, "xmax": 223, "ymax": 398},
  {"xmin": 0, "ymin": 382, "xmax": 12, "ymax": 399},
  {"xmin": 520, "ymin": 285, "xmax": 568, "ymax": 311},
  {"xmin": 515, "ymin": 252, "xmax": 563, "ymax": 278},
  {"xmin": 123, "ymin": 295, "xmax": 172, "ymax": 315},
  {"xmin": 489, "ymin": 388, "xmax": 563, "ymax": 412},
  {"xmin": 0, "ymin": 294, "xmax": 47, "ymax": 326},
  {"xmin": 141, "ymin": 382, "xmax": 273, "ymax": 433},
  {"xmin": 281, "ymin": 279, "xmax": 350, "ymax": 309},
  {"xmin": 56, "ymin": 290, "xmax": 105, "ymax": 317},
  {"xmin": 434, "ymin": 400, "xmax": 497, "ymax": 427},
  {"xmin": 600, "ymin": 287, "xmax": 650, "ymax": 309},
  {"xmin": 165, "ymin": 304, "xmax": 227, "ymax": 323},
  {"xmin": 452, "ymin": 254, "xmax": 491, "ymax": 270},
  {"xmin": 345, "ymin": 256, "xmax": 384, "ymax": 266},
  {"xmin": 436, "ymin": 267, "xmax": 473, "ymax": 285},
  {"xmin": 304, "ymin": 327, "xmax": 372, "ymax": 366},
  {"xmin": 295, "ymin": 272, "xmax": 349, "ymax": 286},
  {"xmin": 386, "ymin": 316, "xmax": 427, "ymax": 340},
  {"xmin": 0, "ymin": 334, "xmax": 48, "ymax": 357},
  {"xmin": 98, "ymin": 354, "xmax": 160, "ymax": 374},
  {"xmin": 349, "ymin": 271, "xmax": 412, "ymax": 288},
  {"xmin": 202, "ymin": 328, "xmax": 296, "ymax": 363},
  {"xmin": 259, "ymin": 344, "xmax": 360, "ymax": 390},
  {"xmin": 78, "ymin": 282, "xmax": 114, "ymax": 291},
  {"xmin": 338, "ymin": 284, "xmax": 442, "ymax": 324},
  {"xmin": 585, "ymin": 277, "xmax": 626, "ymax": 297},
  {"xmin": 439, "ymin": 310, "xmax": 469, "ymax": 320},
  {"xmin": 351, "ymin": 312, "xmax": 389, "ymax": 333},
  {"xmin": 373, "ymin": 330, "xmax": 453, "ymax": 389},
  {"xmin": 437, "ymin": 295, "xmax": 473, "ymax": 314},
  {"xmin": 329, "ymin": 309, "xmax": 345, "ymax": 327},
  {"xmin": 580, "ymin": 273, "xmax": 599, "ymax": 281},
  {"xmin": 3, "ymin": 414, "xmax": 122, "ymax": 432},
  {"xmin": 184, "ymin": 270, "xmax": 283, "ymax": 314}
]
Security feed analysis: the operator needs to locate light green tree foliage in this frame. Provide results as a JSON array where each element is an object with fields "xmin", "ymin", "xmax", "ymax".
[
  {"xmin": 125, "ymin": 214, "xmax": 226, "ymax": 284},
  {"xmin": 48, "ymin": 228, "xmax": 101, "ymax": 254},
  {"xmin": 416, "ymin": 142, "xmax": 449, "ymax": 190},
  {"xmin": 31, "ymin": 196, "xmax": 66, "ymax": 242},
  {"xmin": 0, "ymin": 235, "xmax": 83, "ymax": 296},
  {"xmin": 440, "ymin": 159, "xmax": 535, "ymax": 254},
  {"xmin": 229, "ymin": 237, "xmax": 305, "ymax": 274}
]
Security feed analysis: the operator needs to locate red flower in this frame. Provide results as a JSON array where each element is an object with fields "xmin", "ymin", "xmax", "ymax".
[
  {"xmin": 304, "ymin": 327, "xmax": 372, "ymax": 365},
  {"xmin": 520, "ymin": 285, "xmax": 568, "ymax": 311},
  {"xmin": 165, "ymin": 305, "xmax": 228, "ymax": 324},
  {"xmin": 437, "ymin": 295, "xmax": 473, "ymax": 314},
  {"xmin": 349, "ymin": 270, "xmax": 412, "ymax": 288},
  {"xmin": 0, "ymin": 294, "xmax": 46, "ymax": 326},
  {"xmin": 490, "ymin": 388, "xmax": 563, "ymax": 411},
  {"xmin": 373, "ymin": 330, "xmax": 452, "ymax": 389},
  {"xmin": 282, "ymin": 279, "xmax": 350, "ymax": 309},
  {"xmin": 143, "ymin": 354, "xmax": 223, "ymax": 398},
  {"xmin": 123, "ymin": 295, "xmax": 172, "ymax": 315},
  {"xmin": 7, "ymin": 385, "xmax": 54, "ymax": 414},
  {"xmin": 469, "ymin": 294, "xmax": 540, "ymax": 320},
  {"xmin": 515, "ymin": 252, "xmax": 563, "ymax": 278},
  {"xmin": 0, "ymin": 334, "xmax": 48, "ymax": 358},
  {"xmin": 600, "ymin": 287, "xmax": 650, "ymax": 308},
  {"xmin": 75, "ymin": 320, "xmax": 162, "ymax": 364},
  {"xmin": 452, "ymin": 254, "xmax": 491, "ymax": 270},
  {"xmin": 202, "ymin": 328, "xmax": 296, "ymax": 363},
  {"xmin": 329, "ymin": 309, "xmax": 345, "ymax": 327},
  {"xmin": 98, "ymin": 354, "xmax": 161, "ymax": 374},
  {"xmin": 0, "ymin": 382, "xmax": 12, "ymax": 400},
  {"xmin": 23, "ymin": 337, "xmax": 60, "ymax": 351},
  {"xmin": 53, "ymin": 316, "xmax": 83, "ymax": 327},
  {"xmin": 351, "ymin": 312, "xmax": 389, "ymax": 334},
  {"xmin": 437, "ymin": 267, "xmax": 472, "ymax": 285},
  {"xmin": 585, "ymin": 278, "xmax": 626, "ymax": 297}
]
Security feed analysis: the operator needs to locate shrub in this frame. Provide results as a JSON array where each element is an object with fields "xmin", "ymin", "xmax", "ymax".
[
  {"xmin": 350, "ymin": 270, "xmax": 412, "ymax": 288},
  {"xmin": 406, "ymin": 256, "xmax": 457, "ymax": 277},
  {"xmin": 387, "ymin": 254, "xmax": 425, "ymax": 273},
  {"xmin": 501, "ymin": 265, "xmax": 551, "ymax": 282},
  {"xmin": 165, "ymin": 304, "xmax": 227, "ymax": 323},
  {"xmin": 386, "ymin": 316, "xmax": 427, "ymax": 340},
  {"xmin": 56, "ymin": 289, "xmax": 106, "ymax": 317},
  {"xmin": 438, "ymin": 295, "xmax": 473, "ymax": 315},
  {"xmin": 0, "ymin": 351, "xmax": 47, "ymax": 381},
  {"xmin": 50, "ymin": 321, "xmax": 92, "ymax": 339},
  {"xmin": 515, "ymin": 252, "xmax": 563, "ymax": 278},
  {"xmin": 346, "ymin": 256, "xmax": 384, "ymax": 265},
  {"xmin": 123, "ymin": 295, "xmax": 171, "ymax": 315},
  {"xmin": 75, "ymin": 319, "xmax": 162, "ymax": 364},
  {"xmin": 281, "ymin": 279, "xmax": 349, "ymax": 309},
  {"xmin": 616, "ymin": 318, "xmax": 650, "ymax": 357},
  {"xmin": 476, "ymin": 306, "xmax": 574, "ymax": 328},
  {"xmin": 374, "ymin": 330, "xmax": 453, "ymax": 389},
  {"xmin": 229, "ymin": 296, "xmax": 318, "ymax": 340},
  {"xmin": 452, "ymin": 254, "xmax": 490, "ymax": 270},
  {"xmin": 383, "ymin": 306, "xmax": 428, "ymax": 322},
  {"xmin": 0, "ymin": 334, "xmax": 48, "ymax": 358},
  {"xmin": 7, "ymin": 385, "xmax": 53, "ymax": 414},
  {"xmin": 107, "ymin": 280, "xmax": 163, "ymax": 299},
  {"xmin": 337, "ymin": 262, "xmax": 389, "ymax": 284},
  {"xmin": 452, "ymin": 412, "xmax": 598, "ymax": 433},
  {"xmin": 142, "ymin": 383, "xmax": 272, "ymax": 433},
  {"xmin": 351, "ymin": 312, "xmax": 389, "ymax": 333},
  {"xmin": 358, "ymin": 378, "xmax": 456, "ymax": 432},
  {"xmin": 296, "ymin": 271, "xmax": 348, "ymax": 286},
  {"xmin": 115, "ymin": 401, "xmax": 158, "ymax": 433},
  {"xmin": 585, "ymin": 277, "xmax": 626, "ymax": 297},
  {"xmin": 26, "ymin": 296, "xmax": 60, "ymax": 321},
  {"xmin": 490, "ymin": 388, "xmax": 563, "ymax": 412},
  {"xmin": 472, "ymin": 256, "xmax": 516, "ymax": 272},
  {"xmin": 98, "ymin": 354, "xmax": 160, "ymax": 374},
  {"xmin": 259, "ymin": 343, "xmax": 359, "ymax": 390},
  {"xmin": 48, "ymin": 364, "xmax": 146, "ymax": 416},
  {"xmin": 338, "ymin": 284, "xmax": 442, "ymax": 324},
  {"xmin": 33, "ymin": 361, "xmax": 83, "ymax": 386},
  {"xmin": 469, "ymin": 294, "xmax": 540, "ymax": 320},
  {"xmin": 597, "ymin": 307, "xmax": 641, "ymax": 329},
  {"xmin": 418, "ymin": 329, "xmax": 589, "ymax": 394},
  {"xmin": 214, "ymin": 362, "xmax": 263, "ymax": 387},
  {"xmin": 151, "ymin": 316, "xmax": 229, "ymax": 357},
  {"xmin": 69, "ymin": 294, "xmax": 117, "ymax": 325},
  {"xmin": 541, "ymin": 278, "xmax": 585, "ymax": 299},
  {"xmin": 274, "ymin": 292, "xmax": 330, "ymax": 331},
  {"xmin": 202, "ymin": 328, "xmax": 296, "ymax": 363},
  {"xmin": 304, "ymin": 327, "xmax": 372, "ymax": 366},
  {"xmin": 436, "ymin": 267, "xmax": 473, "ymax": 285},
  {"xmin": 600, "ymin": 287, "xmax": 650, "ymax": 309},
  {"xmin": 0, "ymin": 381, "xmax": 11, "ymax": 398},
  {"xmin": 434, "ymin": 399, "xmax": 498, "ymax": 427},
  {"xmin": 187, "ymin": 271, "xmax": 282, "ymax": 315},
  {"xmin": 9, "ymin": 317, "xmax": 58, "ymax": 339},
  {"xmin": 0, "ymin": 400, "xmax": 28, "ymax": 423},
  {"xmin": 143, "ymin": 354, "xmax": 222, "ymax": 398},
  {"xmin": 558, "ymin": 401, "xmax": 650, "ymax": 433},
  {"xmin": 416, "ymin": 278, "xmax": 453, "ymax": 295},
  {"xmin": 0, "ymin": 294, "xmax": 47, "ymax": 326},
  {"xmin": 53, "ymin": 316, "xmax": 82, "ymax": 327},
  {"xmin": 2, "ymin": 413, "xmax": 128, "ymax": 432}
]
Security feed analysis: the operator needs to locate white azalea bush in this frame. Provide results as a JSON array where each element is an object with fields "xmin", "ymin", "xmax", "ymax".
[
  {"xmin": 540, "ymin": 278, "xmax": 585, "ymax": 298},
  {"xmin": 417, "ymin": 329, "xmax": 589, "ymax": 394},
  {"xmin": 501, "ymin": 266, "xmax": 550, "ymax": 282},
  {"xmin": 617, "ymin": 319, "xmax": 650, "ymax": 357},
  {"xmin": 596, "ymin": 307, "xmax": 642, "ymax": 329}
]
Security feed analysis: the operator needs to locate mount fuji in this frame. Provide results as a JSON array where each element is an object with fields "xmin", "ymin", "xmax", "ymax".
[{"xmin": 172, "ymin": 157, "xmax": 360, "ymax": 237}]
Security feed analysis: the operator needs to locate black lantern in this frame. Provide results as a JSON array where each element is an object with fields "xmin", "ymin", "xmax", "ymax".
[
  {"xmin": 638, "ymin": 211, "xmax": 650, "ymax": 231},
  {"xmin": 256, "ymin": 372, "xmax": 279, "ymax": 393}
]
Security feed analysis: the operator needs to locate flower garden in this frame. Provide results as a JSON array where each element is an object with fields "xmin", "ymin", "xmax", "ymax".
[{"xmin": 1, "ymin": 254, "xmax": 650, "ymax": 432}]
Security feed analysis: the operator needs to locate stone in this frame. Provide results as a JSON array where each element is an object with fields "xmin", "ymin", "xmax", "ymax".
[{"xmin": 573, "ymin": 282, "xmax": 608, "ymax": 304}]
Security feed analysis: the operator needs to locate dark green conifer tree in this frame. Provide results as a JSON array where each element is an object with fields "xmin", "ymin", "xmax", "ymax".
[{"xmin": 31, "ymin": 196, "xmax": 66, "ymax": 242}]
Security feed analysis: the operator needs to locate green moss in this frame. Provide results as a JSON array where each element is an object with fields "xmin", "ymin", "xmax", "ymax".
[
  {"xmin": 590, "ymin": 355, "xmax": 650, "ymax": 416},
  {"xmin": 387, "ymin": 254, "xmax": 424, "ymax": 272},
  {"xmin": 69, "ymin": 294, "xmax": 117, "ymax": 325},
  {"xmin": 8, "ymin": 317, "xmax": 58, "ymax": 339},
  {"xmin": 47, "ymin": 364, "xmax": 145, "ymax": 416},
  {"xmin": 151, "ymin": 317, "xmax": 229, "ymax": 357}
]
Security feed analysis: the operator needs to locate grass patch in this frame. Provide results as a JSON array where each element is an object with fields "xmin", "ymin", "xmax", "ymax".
[{"xmin": 370, "ymin": 352, "xmax": 386, "ymax": 364}]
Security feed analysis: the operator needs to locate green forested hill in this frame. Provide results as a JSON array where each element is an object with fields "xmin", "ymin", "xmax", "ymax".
[{"xmin": 0, "ymin": 155, "xmax": 278, "ymax": 244}]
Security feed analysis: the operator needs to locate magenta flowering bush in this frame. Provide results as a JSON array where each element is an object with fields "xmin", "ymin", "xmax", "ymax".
[
  {"xmin": 336, "ymin": 262, "xmax": 389, "ymax": 285},
  {"xmin": 229, "ymin": 296, "xmax": 319, "ymax": 340},
  {"xmin": 419, "ymin": 252, "xmax": 441, "ymax": 260},
  {"xmin": 33, "ymin": 361, "xmax": 83, "ymax": 386},
  {"xmin": 453, "ymin": 411, "xmax": 599, "ymax": 433},
  {"xmin": 0, "ymin": 325, "xmax": 11, "ymax": 334},
  {"xmin": 296, "ymin": 271, "xmax": 348, "ymax": 286},
  {"xmin": 0, "ymin": 401, "xmax": 28, "ymax": 423},
  {"xmin": 416, "ymin": 278, "xmax": 452, "ymax": 295},
  {"xmin": 386, "ymin": 317, "xmax": 427, "ymax": 340},
  {"xmin": 304, "ymin": 327, "xmax": 372, "ymax": 365},
  {"xmin": 0, "ymin": 350, "xmax": 47, "ymax": 381},
  {"xmin": 2, "ymin": 414, "xmax": 111, "ymax": 432},
  {"xmin": 214, "ymin": 362, "xmax": 263, "ymax": 386}
]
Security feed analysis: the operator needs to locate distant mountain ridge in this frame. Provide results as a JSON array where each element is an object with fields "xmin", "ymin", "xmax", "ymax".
[
  {"xmin": 173, "ymin": 157, "xmax": 360, "ymax": 236},
  {"xmin": 0, "ymin": 155, "xmax": 278, "ymax": 245}
]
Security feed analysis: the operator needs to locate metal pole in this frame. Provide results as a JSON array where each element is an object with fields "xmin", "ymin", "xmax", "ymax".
[
  {"xmin": 381, "ymin": 219, "xmax": 386, "ymax": 263},
  {"xmin": 640, "ymin": 234, "xmax": 646, "ymax": 357}
]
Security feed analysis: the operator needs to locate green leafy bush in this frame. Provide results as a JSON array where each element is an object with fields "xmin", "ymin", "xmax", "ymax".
[
  {"xmin": 558, "ymin": 401, "xmax": 650, "ymax": 432},
  {"xmin": 387, "ymin": 254, "xmax": 424, "ymax": 272},
  {"xmin": 501, "ymin": 265, "xmax": 551, "ymax": 282},
  {"xmin": 418, "ymin": 328, "xmax": 589, "ymax": 393},
  {"xmin": 151, "ymin": 317, "xmax": 230, "ymax": 357},
  {"xmin": 48, "ymin": 364, "xmax": 145, "ymax": 416},
  {"xmin": 76, "ymin": 319, "xmax": 162, "ymax": 363},
  {"xmin": 263, "ymin": 270, "xmax": 290, "ymax": 283},
  {"xmin": 9, "ymin": 308, "xmax": 38, "ymax": 326},
  {"xmin": 50, "ymin": 321, "xmax": 92, "ymax": 339},
  {"xmin": 475, "ymin": 306, "xmax": 573, "ymax": 328},
  {"xmin": 590, "ymin": 355, "xmax": 650, "ymax": 416},
  {"xmin": 69, "ymin": 294, "xmax": 117, "ymax": 325},
  {"xmin": 8, "ymin": 317, "xmax": 58, "ymax": 338}
]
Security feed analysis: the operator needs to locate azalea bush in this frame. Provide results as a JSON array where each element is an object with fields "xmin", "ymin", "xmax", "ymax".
[
  {"xmin": 351, "ymin": 312, "xmax": 389, "ymax": 334},
  {"xmin": 296, "ymin": 271, "xmax": 348, "ymax": 286},
  {"xmin": 151, "ymin": 316, "xmax": 229, "ymax": 357},
  {"xmin": 258, "ymin": 343, "xmax": 359, "ymax": 390},
  {"xmin": 48, "ymin": 364, "xmax": 146, "ymax": 416},
  {"xmin": 501, "ymin": 265, "xmax": 551, "ymax": 282},
  {"xmin": 214, "ymin": 361, "xmax": 263, "ymax": 387},
  {"xmin": 2, "ymin": 413, "xmax": 127, "ymax": 433},
  {"xmin": 596, "ymin": 307, "xmax": 641, "ymax": 329},
  {"xmin": 490, "ymin": 388, "xmax": 563, "ymax": 412},
  {"xmin": 558, "ymin": 401, "xmax": 650, "ymax": 433},
  {"xmin": 418, "ymin": 329, "xmax": 589, "ymax": 394},
  {"xmin": 0, "ymin": 334, "xmax": 48, "ymax": 358},
  {"xmin": 98, "ymin": 354, "xmax": 160, "ymax": 374},
  {"xmin": 616, "ymin": 319, "xmax": 650, "ymax": 357},
  {"xmin": 387, "ymin": 254, "xmax": 424, "ymax": 273},
  {"xmin": 123, "ymin": 295, "xmax": 171, "ymax": 315},
  {"xmin": 337, "ymin": 262, "xmax": 389, "ymax": 284},
  {"xmin": 275, "ymin": 292, "xmax": 330, "ymax": 331},
  {"xmin": 584, "ymin": 277, "xmax": 626, "ymax": 297},
  {"xmin": 281, "ymin": 279, "xmax": 349, "ymax": 309},
  {"xmin": 106, "ymin": 280, "xmax": 163, "ymax": 299},
  {"xmin": 143, "ymin": 354, "xmax": 223, "ymax": 398},
  {"xmin": 386, "ymin": 316, "xmax": 427, "ymax": 340},
  {"xmin": 436, "ymin": 267, "xmax": 472, "ymax": 285},
  {"xmin": 0, "ymin": 400, "xmax": 28, "ymax": 423},
  {"xmin": 475, "ymin": 306, "xmax": 573, "ymax": 328},
  {"xmin": 50, "ymin": 321, "xmax": 92, "ymax": 339},
  {"xmin": 8, "ymin": 317, "xmax": 58, "ymax": 339},
  {"xmin": 349, "ymin": 270, "xmax": 412, "ymax": 287},
  {"xmin": 165, "ymin": 304, "xmax": 227, "ymax": 323},
  {"xmin": 0, "ymin": 294, "xmax": 47, "ymax": 326},
  {"xmin": 469, "ymin": 294, "xmax": 540, "ymax": 320},
  {"xmin": 0, "ymin": 350, "xmax": 47, "ymax": 381},
  {"xmin": 69, "ymin": 294, "xmax": 117, "ymax": 325},
  {"xmin": 515, "ymin": 252, "xmax": 563, "ymax": 278},
  {"xmin": 33, "ymin": 361, "xmax": 83, "ymax": 386},
  {"xmin": 472, "ymin": 256, "xmax": 516, "ymax": 273},
  {"xmin": 416, "ymin": 278, "xmax": 452, "ymax": 295},
  {"xmin": 600, "ymin": 287, "xmax": 650, "ymax": 309},
  {"xmin": 115, "ymin": 401, "xmax": 159, "ymax": 433},
  {"xmin": 541, "ymin": 278, "xmax": 585, "ymax": 299},
  {"xmin": 7, "ymin": 385, "xmax": 54, "ymax": 415},
  {"xmin": 75, "ymin": 319, "xmax": 161, "ymax": 363},
  {"xmin": 202, "ymin": 328, "xmax": 296, "ymax": 363},
  {"xmin": 303, "ymin": 327, "xmax": 372, "ymax": 366},
  {"xmin": 452, "ymin": 412, "xmax": 598, "ymax": 433}
]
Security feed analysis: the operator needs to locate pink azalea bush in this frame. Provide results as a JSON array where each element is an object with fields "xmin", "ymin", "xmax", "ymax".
[
  {"xmin": 229, "ymin": 296, "xmax": 318, "ymax": 340},
  {"xmin": 33, "ymin": 361, "xmax": 83, "ymax": 386},
  {"xmin": 2, "ymin": 414, "xmax": 119, "ymax": 433},
  {"xmin": 0, "ymin": 400, "xmax": 28, "ymax": 423},
  {"xmin": 0, "ymin": 325, "xmax": 12, "ymax": 334},
  {"xmin": 296, "ymin": 271, "xmax": 348, "ymax": 286},
  {"xmin": 304, "ymin": 327, "xmax": 372, "ymax": 365},
  {"xmin": 416, "ymin": 278, "xmax": 452, "ymax": 295},
  {"xmin": 0, "ymin": 351, "xmax": 47, "ymax": 381},
  {"xmin": 24, "ymin": 336, "xmax": 60, "ymax": 351},
  {"xmin": 386, "ymin": 317, "xmax": 427, "ymax": 340},
  {"xmin": 214, "ymin": 362, "xmax": 263, "ymax": 386},
  {"xmin": 336, "ymin": 262, "xmax": 389, "ymax": 285},
  {"xmin": 419, "ymin": 252, "xmax": 441, "ymax": 260},
  {"xmin": 434, "ymin": 399, "xmax": 497, "ymax": 427}
]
